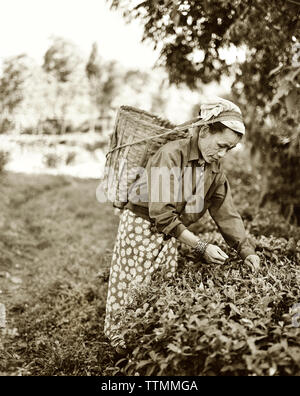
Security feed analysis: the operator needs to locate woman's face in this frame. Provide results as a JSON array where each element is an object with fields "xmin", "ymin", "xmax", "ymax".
[{"xmin": 198, "ymin": 127, "xmax": 242, "ymax": 163}]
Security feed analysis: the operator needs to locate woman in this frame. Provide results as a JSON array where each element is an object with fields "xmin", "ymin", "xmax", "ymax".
[{"xmin": 104, "ymin": 97, "xmax": 260, "ymax": 352}]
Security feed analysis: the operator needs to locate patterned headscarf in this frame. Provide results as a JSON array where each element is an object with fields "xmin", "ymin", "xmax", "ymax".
[{"xmin": 199, "ymin": 97, "xmax": 245, "ymax": 135}]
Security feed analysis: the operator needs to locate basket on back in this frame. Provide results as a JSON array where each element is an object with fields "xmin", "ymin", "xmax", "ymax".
[{"xmin": 103, "ymin": 105, "xmax": 199, "ymax": 209}]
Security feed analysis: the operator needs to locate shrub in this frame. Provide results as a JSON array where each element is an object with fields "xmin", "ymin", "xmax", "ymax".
[
  {"xmin": 105, "ymin": 246, "xmax": 300, "ymax": 376},
  {"xmin": 84, "ymin": 140, "xmax": 107, "ymax": 152},
  {"xmin": 65, "ymin": 151, "xmax": 77, "ymax": 165},
  {"xmin": 43, "ymin": 152, "xmax": 61, "ymax": 168},
  {"xmin": 0, "ymin": 150, "xmax": 9, "ymax": 173},
  {"xmin": 41, "ymin": 119, "xmax": 75, "ymax": 135},
  {"xmin": 0, "ymin": 118, "xmax": 15, "ymax": 134}
]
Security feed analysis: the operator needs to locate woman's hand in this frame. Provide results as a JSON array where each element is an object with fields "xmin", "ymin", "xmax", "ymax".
[
  {"xmin": 244, "ymin": 254, "xmax": 260, "ymax": 272},
  {"xmin": 203, "ymin": 244, "xmax": 228, "ymax": 264}
]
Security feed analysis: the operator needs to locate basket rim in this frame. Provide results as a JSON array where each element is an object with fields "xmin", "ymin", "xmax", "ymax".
[{"xmin": 118, "ymin": 105, "xmax": 174, "ymax": 126}]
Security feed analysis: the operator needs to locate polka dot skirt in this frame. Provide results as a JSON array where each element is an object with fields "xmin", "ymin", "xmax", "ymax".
[{"xmin": 104, "ymin": 209, "xmax": 178, "ymax": 345}]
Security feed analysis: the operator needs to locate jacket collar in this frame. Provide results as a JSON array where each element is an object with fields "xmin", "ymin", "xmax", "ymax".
[{"xmin": 188, "ymin": 129, "xmax": 220, "ymax": 173}]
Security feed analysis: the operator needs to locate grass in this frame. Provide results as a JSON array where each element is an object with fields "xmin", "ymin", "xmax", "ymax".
[{"xmin": 0, "ymin": 171, "xmax": 119, "ymax": 375}]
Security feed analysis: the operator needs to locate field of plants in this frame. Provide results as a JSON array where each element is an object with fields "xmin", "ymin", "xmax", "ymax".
[{"xmin": 0, "ymin": 146, "xmax": 299, "ymax": 376}]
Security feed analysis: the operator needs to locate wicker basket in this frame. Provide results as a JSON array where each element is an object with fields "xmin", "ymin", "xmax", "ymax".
[{"xmin": 103, "ymin": 105, "xmax": 202, "ymax": 209}]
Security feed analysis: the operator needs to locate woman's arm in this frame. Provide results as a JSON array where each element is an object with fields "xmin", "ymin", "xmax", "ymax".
[
  {"xmin": 177, "ymin": 228, "xmax": 228, "ymax": 264},
  {"xmin": 208, "ymin": 175, "xmax": 256, "ymax": 259},
  {"xmin": 177, "ymin": 228, "xmax": 199, "ymax": 248}
]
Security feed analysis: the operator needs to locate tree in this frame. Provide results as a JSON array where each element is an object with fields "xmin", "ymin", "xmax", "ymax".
[
  {"xmin": 109, "ymin": 0, "xmax": 300, "ymax": 223},
  {"xmin": 0, "ymin": 54, "xmax": 53, "ymax": 133},
  {"xmin": 0, "ymin": 54, "xmax": 33, "ymax": 115},
  {"xmin": 109, "ymin": 0, "xmax": 299, "ymax": 91},
  {"xmin": 86, "ymin": 43, "xmax": 121, "ymax": 130},
  {"xmin": 43, "ymin": 37, "xmax": 93, "ymax": 133},
  {"xmin": 86, "ymin": 42, "xmax": 101, "ymax": 81},
  {"xmin": 43, "ymin": 36, "xmax": 83, "ymax": 83}
]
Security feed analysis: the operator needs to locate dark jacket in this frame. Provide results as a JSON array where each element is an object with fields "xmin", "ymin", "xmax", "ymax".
[{"xmin": 125, "ymin": 129, "xmax": 256, "ymax": 259}]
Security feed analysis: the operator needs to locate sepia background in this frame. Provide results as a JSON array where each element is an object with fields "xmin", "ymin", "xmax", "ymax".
[{"xmin": 0, "ymin": 0, "xmax": 299, "ymax": 376}]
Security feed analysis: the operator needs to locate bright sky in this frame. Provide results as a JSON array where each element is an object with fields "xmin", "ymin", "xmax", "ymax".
[{"xmin": 0, "ymin": 0, "xmax": 160, "ymax": 68}]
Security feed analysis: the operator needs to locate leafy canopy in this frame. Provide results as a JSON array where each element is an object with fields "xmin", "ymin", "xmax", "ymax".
[{"xmin": 109, "ymin": 0, "xmax": 299, "ymax": 101}]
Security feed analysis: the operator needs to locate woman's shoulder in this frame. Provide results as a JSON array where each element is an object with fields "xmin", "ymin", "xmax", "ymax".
[
  {"xmin": 148, "ymin": 137, "xmax": 190, "ymax": 167},
  {"xmin": 159, "ymin": 136, "xmax": 190, "ymax": 155}
]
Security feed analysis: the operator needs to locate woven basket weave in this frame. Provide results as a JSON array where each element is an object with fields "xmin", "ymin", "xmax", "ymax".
[{"xmin": 103, "ymin": 105, "xmax": 200, "ymax": 209}]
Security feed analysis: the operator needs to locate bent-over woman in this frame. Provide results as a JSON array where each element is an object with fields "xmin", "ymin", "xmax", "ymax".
[{"xmin": 104, "ymin": 98, "xmax": 260, "ymax": 352}]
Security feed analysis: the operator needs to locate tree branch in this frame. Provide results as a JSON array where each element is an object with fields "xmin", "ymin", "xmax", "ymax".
[{"xmin": 286, "ymin": 0, "xmax": 300, "ymax": 6}]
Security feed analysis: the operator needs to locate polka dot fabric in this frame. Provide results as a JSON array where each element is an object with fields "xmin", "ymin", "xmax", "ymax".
[{"xmin": 104, "ymin": 209, "xmax": 178, "ymax": 344}]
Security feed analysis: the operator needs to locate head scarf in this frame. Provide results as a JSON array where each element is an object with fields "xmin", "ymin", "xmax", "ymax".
[{"xmin": 198, "ymin": 97, "xmax": 245, "ymax": 135}]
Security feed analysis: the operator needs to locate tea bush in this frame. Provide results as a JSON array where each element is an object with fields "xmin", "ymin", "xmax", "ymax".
[{"xmin": 105, "ymin": 243, "xmax": 300, "ymax": 376}]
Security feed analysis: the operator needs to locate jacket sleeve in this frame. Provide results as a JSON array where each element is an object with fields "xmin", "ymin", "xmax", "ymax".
[
  {"xmin": 208, "ymin": 175, "xmax": 256, "ymax": 259},
  {"xmin": 146, "ymin": 147, "xmax": 187, "ymax": 238}
]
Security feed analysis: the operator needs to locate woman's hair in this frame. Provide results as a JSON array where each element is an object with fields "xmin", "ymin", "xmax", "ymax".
[
  {"xmin": 209, "ymin": 122, "xmax": 230, "ymax": 134},
  {"xmin": 198, "ymin": 122, "xmax": 242, "ymax": 139}
]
